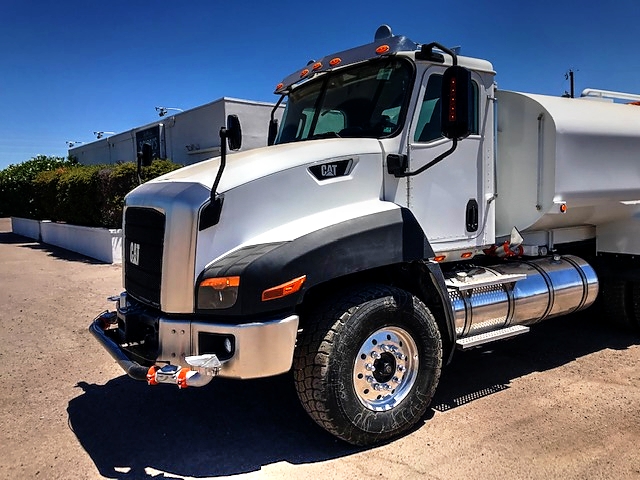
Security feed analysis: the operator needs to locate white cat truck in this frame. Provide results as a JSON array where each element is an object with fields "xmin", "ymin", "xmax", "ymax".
[{"xmin": 91, "ymin": 26, "xmax": 640, "ymax": 446}]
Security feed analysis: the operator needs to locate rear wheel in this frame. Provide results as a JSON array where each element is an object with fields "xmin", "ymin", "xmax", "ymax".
[
  {"xmin": 598, "ymin": 279, "xmax": 640, "ymax": 331},
  {"xmin": 293, "ymin": 285, "xmax": 442, "ymax": 446},
  {"xmin": 631, "ymin": 282, "xmax": 640, "ymax": 330}
]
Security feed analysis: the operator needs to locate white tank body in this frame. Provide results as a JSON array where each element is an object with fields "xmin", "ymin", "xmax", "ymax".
[{"xmin": 495, "ymin": 90, "xmax": 640, "ymax": 237}]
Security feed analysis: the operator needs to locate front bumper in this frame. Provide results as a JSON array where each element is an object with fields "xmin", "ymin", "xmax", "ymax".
[
  {"xmin": 90, "ymin": 312, "xmax": 150, "ymax": 381},
  {"xmin": 90, "ymin": 301, "xmax": 300, "ymax": 382}
]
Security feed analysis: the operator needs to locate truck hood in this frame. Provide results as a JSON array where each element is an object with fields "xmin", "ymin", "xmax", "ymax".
[{"xmin": 147, "ymin": 138, "xmax": 383, "ymax": 194}]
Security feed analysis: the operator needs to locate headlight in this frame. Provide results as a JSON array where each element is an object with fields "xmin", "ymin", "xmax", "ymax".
[{"xmin": 197, "ymin": 276, "xmax": 240, "ymax": 309}]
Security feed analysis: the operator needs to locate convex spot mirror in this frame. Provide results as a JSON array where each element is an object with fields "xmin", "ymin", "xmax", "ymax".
[
  {"xmin": 441, "ymin": 65, "xmax": 473, "ymax": 140},
  {"xmin": 226, "ymin": 114, "xmax": 242, "ymax": 151}
]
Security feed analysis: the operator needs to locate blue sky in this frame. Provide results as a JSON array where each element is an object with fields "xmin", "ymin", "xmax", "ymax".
[{"xmin": 1, "ymin": 0, "xmax": 639, "ymax": 170}]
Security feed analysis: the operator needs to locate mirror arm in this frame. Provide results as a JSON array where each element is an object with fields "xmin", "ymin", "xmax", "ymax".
[
  {"xmin": 396, "ymin": 139, "xmax": 458, "ymax": 177},
  {"xmin": 394, "ymin": 45, "xmax": 465, "ymax": 179},
  {"xmin": 271, "ymin": 95, "xmax": 285, "ymax": 122},
  {"xmin": 211, "ymin": 127, "xmax": 228, "ymax": 201},
  {"xmin": 421, "ymin": 42, "xmax": 458, "ymax": 66},
  {"xmin": 211, "ymin": 115, "xmax": 241, "ymax": 200}
]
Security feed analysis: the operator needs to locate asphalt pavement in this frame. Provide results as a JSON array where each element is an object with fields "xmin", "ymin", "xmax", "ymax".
[{"xmin": 0, "ymin": 217, "xmax": 639, "ymax": 480}]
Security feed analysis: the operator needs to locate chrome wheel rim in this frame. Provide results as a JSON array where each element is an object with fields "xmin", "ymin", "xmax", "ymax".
[{"xmin": 352, "ymin": 326, "xmax": 419, "ymax": 411}]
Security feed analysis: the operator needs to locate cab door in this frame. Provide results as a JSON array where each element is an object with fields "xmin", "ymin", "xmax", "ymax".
[{"xmin": 404, "ymin": 66, "xmax": 495, "ymax": 257}]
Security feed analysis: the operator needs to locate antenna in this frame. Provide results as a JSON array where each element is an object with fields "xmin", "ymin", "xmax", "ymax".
[{"xmin": 564, "ymin": 69, "xmax": 576, "ymax": 98}]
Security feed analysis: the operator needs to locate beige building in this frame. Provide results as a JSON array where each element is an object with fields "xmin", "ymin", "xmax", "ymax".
[{"xmin": 69, "ymin": 97, "xmax": 284, "ymax": 166}]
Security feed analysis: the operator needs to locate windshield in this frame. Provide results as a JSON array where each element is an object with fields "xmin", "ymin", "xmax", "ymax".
[{"xmin": 275, "ymin": 58, "xmax": 414, "ymax": 144}]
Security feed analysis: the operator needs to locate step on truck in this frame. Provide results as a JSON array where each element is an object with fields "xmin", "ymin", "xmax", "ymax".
[{"xmin": 91, "ymin": 25, "xmax": 640, "ymax": 446}]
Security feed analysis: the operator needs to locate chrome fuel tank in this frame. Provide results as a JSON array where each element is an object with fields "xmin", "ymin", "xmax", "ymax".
[{"xmin": 447, "ymin": 255, "xmax": 598, "ymax": 338}]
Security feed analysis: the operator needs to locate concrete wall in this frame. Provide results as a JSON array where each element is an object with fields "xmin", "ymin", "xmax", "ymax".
[
  {"xmin": 70, "ymin": 98, "xmax": 284, "ymax": 166},
  {"xmin": 11, "ymin": 218, "xmax": 122, "ymax": 264}
]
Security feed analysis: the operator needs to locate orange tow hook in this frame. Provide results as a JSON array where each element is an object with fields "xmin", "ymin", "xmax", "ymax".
[
  {"xmin": 177, "ymin": 368, "xmax": 190, "ymax": 389},
  {"xmin": 146, "ymin": 365, "xmax": 159, "ymax": 385}
]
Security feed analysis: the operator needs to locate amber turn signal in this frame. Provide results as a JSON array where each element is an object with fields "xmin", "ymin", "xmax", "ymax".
[
  {"xmin": 262, "ymin": 275, "xmax": 307, "ymax": 301},
  {"xmin": 200, "ymin": 276, "xmax": 240, "ymax": 290}
]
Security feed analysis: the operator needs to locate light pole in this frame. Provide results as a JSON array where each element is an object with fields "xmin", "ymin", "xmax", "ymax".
[
  {"xmin": 155, "ymin": 106, "xmax": 183, "ymax": 117},
  {"xmin": 93, "ymin": 131, "xmax": 115, "ymax": 139},
  {"xmin": 66, "ymin": 141, "xmax": 84, "ymax": 148}
]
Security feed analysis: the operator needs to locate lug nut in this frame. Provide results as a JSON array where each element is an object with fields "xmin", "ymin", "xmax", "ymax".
[{"xmin": 365, "ymin": 363, "xmax": 375, "ymax": 372}]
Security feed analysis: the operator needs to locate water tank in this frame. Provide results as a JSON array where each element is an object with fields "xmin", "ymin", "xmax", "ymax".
[{"xmin": 495, "ymin": 91, "xmax": 640, "ymax": 237}]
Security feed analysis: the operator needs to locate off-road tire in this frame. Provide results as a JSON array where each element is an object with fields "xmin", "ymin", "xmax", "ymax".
[
  {"xmin": 598, "ymin": 279, "xmax": 640, "ymax": 331},
  {"xmin": 293, "ymin": 285, "xmax": 442, "ymax": 446},
  {"xmin": 630, "ymin": 282, "xmax": 640, "ymax": 331}
]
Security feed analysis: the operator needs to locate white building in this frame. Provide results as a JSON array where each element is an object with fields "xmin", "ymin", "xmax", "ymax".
[{"xmin": 70, "ymin": 97, "xmax": 284, "ymax": 166}]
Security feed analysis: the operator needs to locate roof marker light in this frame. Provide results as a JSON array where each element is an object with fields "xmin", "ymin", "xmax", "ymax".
[
  {"xmin": 461, "ymin": 252, "xmax": 473, "ymax": 259},
  {"xmin": 376, "ymin": 45, "xmax": 390, "ymax": 54},
  {"xmin": 329, "ymin": 57, "xmax": 342, "ymax": 67},
  {"xmin": 276, "ymin": 82, "xmax": 284, "ymax": 91},
  {"xmin": 312, "ymin": 62, "xmax": 322, "ymax": 71},
  {"xmin": 433, "ymin": 255, "xmax": 446, "ymax": 263},
  {"xmin": 300, "ymin": 68, "xmax": 310, "ymax": 78}
]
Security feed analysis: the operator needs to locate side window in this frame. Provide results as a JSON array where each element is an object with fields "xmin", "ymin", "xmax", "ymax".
[
  {"xmin": 414, "ymin": 75, "xmax": 443, "ymax": 143},
  {"xmin": 414, "ymin": 74, "xmax": 479, "ymax": 143}
]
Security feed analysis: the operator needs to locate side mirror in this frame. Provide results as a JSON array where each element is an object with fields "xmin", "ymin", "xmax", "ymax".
[
  {"xmin": 441, "ymin": 65, "xmax": 473, "ymax": 140},
  {"xmin": 140, "ymin": 143, "xmax": 153, "ymax": 166},
  {"xmin": 226, "ymin": 114, "xmax": 242, "ymax": 151},
  {"xmin": 268, "ymin": 118, "xmax": 279, "ymax": 146},
  {"xmin": 136, "ymin": 142, "xmax": 153, "ymax": 184},
  {"xmin": 212, "ymin": 115, "xmax": 242, "ymax": 201}
]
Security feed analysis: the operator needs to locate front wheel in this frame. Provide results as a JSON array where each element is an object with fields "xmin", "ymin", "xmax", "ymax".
[{"xmin": 293, "ymin": 285, "xmax": 442, "ymax": 446}]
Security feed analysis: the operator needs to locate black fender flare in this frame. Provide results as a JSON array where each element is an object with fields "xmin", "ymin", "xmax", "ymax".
[{"xmin": 197, "ymin": 206, "xmax": 456, "ymax": 353}]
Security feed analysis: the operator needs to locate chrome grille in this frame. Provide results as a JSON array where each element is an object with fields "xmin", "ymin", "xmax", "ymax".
[{"xmin": 124, "ymin": 207, "xmax": 165, "ymax": 307}]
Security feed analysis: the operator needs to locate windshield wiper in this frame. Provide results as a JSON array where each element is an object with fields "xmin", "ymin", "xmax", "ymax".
[{"xmin": 310, "ymin": 131, "xmax": 341, "ymax": 140}]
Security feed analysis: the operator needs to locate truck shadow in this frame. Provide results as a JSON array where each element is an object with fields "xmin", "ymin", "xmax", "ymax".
[
  {"xmin": 68, "ymin": 310, "xmax": 638, "ymax": 479},
  {"xmin": 432, "ymin": 310, "xmax": 638, "ymax": 411},
  {"xmin": 68, "ymin": 373, "xmax": 356, "ymax": 479}
]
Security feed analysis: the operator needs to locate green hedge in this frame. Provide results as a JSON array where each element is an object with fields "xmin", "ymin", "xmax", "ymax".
[
  {"xmin": 1, "ymin": 156, "xmax": 181, "ymax": 228},
  {"xmin": 32, "ymin": 167, "xmax": 66, "ymax": 222},
  {"xmin": 0, "ymin": 155, "xmax": 78, "ymax": 219}
]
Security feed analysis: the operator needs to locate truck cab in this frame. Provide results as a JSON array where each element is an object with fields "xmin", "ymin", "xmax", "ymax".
[{"xmin": 274, "ymin": 32, "xmax": 497, "ymax": 258}]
